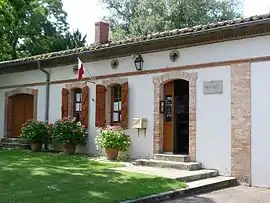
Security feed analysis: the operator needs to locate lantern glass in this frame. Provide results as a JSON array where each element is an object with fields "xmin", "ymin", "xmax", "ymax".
[{"xmin": 134, "ymin": 55, "xmax": 144, "ymax": 70}]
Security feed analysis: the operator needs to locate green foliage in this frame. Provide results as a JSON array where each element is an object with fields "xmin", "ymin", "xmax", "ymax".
[
  {"xmin": 96, "ymin": 126, "xmax": 131, "ymax": 152},
  {"xmin": 51, "ymin": 117, "xmax": 87, "ymax": 146},
  {"xmin": 100, "ymin": 0, "xmax": 243, "ymax": 41},
  {"xmin": 20, "ymin": 120, "xmax": 49, "ymax": 143},
  {"xmin": 0, "ymin": 0, "xmax": 87, "ymax": 61}
]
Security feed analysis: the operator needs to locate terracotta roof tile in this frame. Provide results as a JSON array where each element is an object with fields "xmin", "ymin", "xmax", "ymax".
[{"xmin": 1, "ymin": 13, "xmax": 270, "ymax": 66}]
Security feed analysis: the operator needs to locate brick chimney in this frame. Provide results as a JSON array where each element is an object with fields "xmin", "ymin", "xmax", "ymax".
[{"xmin": 95, "ymin": 21, "xmax": 109, "ymax": 44}]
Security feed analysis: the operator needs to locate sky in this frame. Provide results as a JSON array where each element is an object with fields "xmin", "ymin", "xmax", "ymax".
[{"xmin": 62, "ymin": 0, "xmax": 270, "ymax": 44}]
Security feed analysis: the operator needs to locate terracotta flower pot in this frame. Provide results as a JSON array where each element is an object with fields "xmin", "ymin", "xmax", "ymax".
[
  {"xmin": 105, "ymin": 148, "xmax": 119, "ymax": 160},
  {"xmin": 31, "ymin": 142, "xmax": 42, "ymax": 152},
  {"xmin": 63, "ymin": 143, "xmax": 76, "ymax": 155}
]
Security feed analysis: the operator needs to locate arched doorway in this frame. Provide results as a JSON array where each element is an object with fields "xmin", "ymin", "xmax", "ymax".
[
  {"xmin": 163, "ymin": 79, "xmax": 189, "ymax": 154},
  {"xmin": 9, "ymin": 94, "xmax": 34, "ymax": 137},
  {"xmin": 153, "ymin": 71, "xmax": 197, "ymax": 161}
]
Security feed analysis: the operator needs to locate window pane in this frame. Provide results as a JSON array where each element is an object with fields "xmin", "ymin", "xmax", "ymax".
[
  {"xmin": 76, "ymin": 93, "xmax": 82, "ymax": 102},
  {"xmin": 118, "ymin": 102, "xmax": 121, "ymax": 110},
  {"xmin": 165, "ymin": 96, "xmax": 173, "ymax": 122},
  {"xmin": 113, "ymin": 86, "xmax": 121, "ymax": 99},
  {"xmin": 113, "ymin": 102, "xmax": 119, "ymax": 111},
  {"xmin": 113, "ymin": 112, "xmax": 119, "ymax": 122},
  {"xmin": 76, "ymin": 103, "xmax": 81, "ymax": 111},
  {"xmin": 75, "ymin": 112, "xmax": 81, "ymax": 122}
]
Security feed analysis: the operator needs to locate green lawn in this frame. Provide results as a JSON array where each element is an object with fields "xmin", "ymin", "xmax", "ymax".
[{"xmin": 0, "ymin": 149, "xmax": 186, "ymax": 203}]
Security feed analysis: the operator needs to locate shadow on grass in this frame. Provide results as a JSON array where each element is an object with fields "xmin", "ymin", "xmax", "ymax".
[{"xmin": 0, "ymin": 149, "xmax": 186, "ymax": 203}]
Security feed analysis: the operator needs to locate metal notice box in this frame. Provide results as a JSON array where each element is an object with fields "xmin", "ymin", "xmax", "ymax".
[{"xmin": 203, "ymin": 80, "xmax": 223, "ymax": 95}]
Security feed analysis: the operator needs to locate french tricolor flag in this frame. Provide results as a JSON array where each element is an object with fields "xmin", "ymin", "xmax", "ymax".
[{"xmin": 77, "ymin": 57, "xmax": 85, "ymax": 80}]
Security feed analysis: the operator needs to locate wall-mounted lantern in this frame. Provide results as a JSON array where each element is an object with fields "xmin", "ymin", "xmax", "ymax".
[{"xmin": 134, "ymin": 54, "xmax": 144, "ymax": 71}]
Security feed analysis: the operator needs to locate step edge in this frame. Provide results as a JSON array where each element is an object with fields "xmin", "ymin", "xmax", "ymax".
[
  {"xmin": 174, "ymin": 171, "xmax": 219, "ymax": 182},
  {"xmin": 136, "ymin": 159, "xmax": 201, "ymax": 165},
  {"xmin": 120, "ymin": 176, "xmax": 237, "ymax": 203},
  {"xmin": 154, "ymin": 154, "xmax": 189, "ymax": 157}
]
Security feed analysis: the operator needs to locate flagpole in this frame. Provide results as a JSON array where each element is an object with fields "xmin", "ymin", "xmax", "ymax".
[{"xmin": 77, "ymin": 57, "xmax": 96, "ymax": 84}]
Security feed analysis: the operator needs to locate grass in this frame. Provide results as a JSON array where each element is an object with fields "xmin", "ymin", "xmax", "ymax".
[{"xmin": 0, "ymin": 149, "xmax": 186, "ymax": 203}]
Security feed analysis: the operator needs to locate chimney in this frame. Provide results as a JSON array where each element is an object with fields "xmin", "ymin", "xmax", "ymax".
[{"xmin": 95, "ymin": 21, "xmax": 109, "ymax": 44}]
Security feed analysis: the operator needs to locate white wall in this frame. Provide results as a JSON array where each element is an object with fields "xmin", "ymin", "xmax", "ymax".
[
  {"xmin": 0, "ymin": 35, "xmax": 269, "ymax": 166},
  {"xmin": 195, "ymin": 66, "xmax": 231, "ymax": 176},
  {"xmin": 1, "ymin": 35, "xmax": 270, "ymax": 87},
  {"xmin": 251, "ymin": 61, "xmax": 270, "ymax": 187}
]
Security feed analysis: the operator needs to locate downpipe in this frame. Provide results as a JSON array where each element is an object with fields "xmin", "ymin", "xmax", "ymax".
[{"xmin": 38, "ymin": 61, "xmax": 50, "ymax": 151}]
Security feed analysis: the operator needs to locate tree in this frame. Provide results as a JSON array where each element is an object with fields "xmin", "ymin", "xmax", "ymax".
[
  {"xmin": 21, "ymin": 29, "xmax": 87, "ymax": 56},
  {"xmin": 0, "ymin": 0, "xmax": 87, "ymax": 61},
  {"xmin": 101, "ymin": 0, "xmax": 243, "ymax": 41}
]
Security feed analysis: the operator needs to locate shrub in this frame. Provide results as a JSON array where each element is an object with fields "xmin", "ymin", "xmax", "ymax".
[
  {"xmin": 51, "ymin": 117, "xmax": 87, "ymax": 146},
  {"xmin": 96, "ymin": 126, "xmax": 131, "ymax": 152},
  {"xmin": 20, "ymin": 120, "xmax": 49, "ymax": 143}
]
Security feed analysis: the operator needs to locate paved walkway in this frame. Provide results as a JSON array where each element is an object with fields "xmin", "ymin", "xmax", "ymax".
[{"xmin": 164, "ymin": 186, "xmax": 270, "ymax": 203}]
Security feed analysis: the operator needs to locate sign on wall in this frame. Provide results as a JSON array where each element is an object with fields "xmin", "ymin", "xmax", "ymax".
[{"xmin": 203, "ymin": 80, "xmax": 223, "ymax": 94}]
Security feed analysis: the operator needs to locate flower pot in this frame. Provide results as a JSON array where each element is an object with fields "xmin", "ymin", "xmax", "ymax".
[
  {"xmin": 63, "ymin": 143, "xmax": 76, "ymax": 155},
  {"xmin": 105, "ymin": 148, "xmax": 119, "ymax": 160},
  {"xmin": 31, "ymin": 142, "xmax": 42, "ymax": 152}
]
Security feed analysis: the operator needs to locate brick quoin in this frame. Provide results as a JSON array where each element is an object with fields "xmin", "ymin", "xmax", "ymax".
[
  {"xmin": 153, "ymin": 71, "xmax": 197, "ymax": 161},
  {"xmin": 231, "ymin": 63, "xmax": 251, "ymax": 184}
]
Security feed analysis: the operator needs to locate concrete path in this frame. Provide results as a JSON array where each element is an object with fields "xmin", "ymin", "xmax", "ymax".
[
  {"xmin": 164, "ymin": 186, "xmax": 270, "ymax": 203},
  {"xmin": 111, "ymin": 164, "xmax": 216, "ymax": 179}
]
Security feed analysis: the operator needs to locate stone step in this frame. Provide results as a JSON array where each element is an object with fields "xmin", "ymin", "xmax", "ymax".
[
  {"xmin": 1, "ymin": 138, "xmax": 29, "ymax": 144},
  {"xmin": 134, "ymin": 159, "xmax": 202, "ymax": 171},
  {"xmin": 121, "ymin": 176, "xmax": 238, "ymax": 203},
  {"xmin": 112, "ymin": 165, "xmax": 218, "ymax": 182},
  {"xmin": 0, "ymin": 142, "xmax": 30, "ymax": 150},
  {"xmin": 154, "ymin": 154, "xmax": 189, "ymax": 162},
  {"xmin": 185, "ymin": 176, "xmax": 238, "ymax": 194}
]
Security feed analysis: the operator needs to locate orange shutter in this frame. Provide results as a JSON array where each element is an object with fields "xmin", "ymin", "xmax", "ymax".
[
  {"xmin": 95, "ymin": 85, "xmax": 106, "ymax": 127},
  {"xmin": 61, "ymin": 88, "xmax": 69, "ymax": 119},
  {"xmin": 81, "ymin": 86, "xmax": 89, "ymax": 127},
  {"xmin": 121, "ymin": 82, "xmax": 128, "ymax": 128}
]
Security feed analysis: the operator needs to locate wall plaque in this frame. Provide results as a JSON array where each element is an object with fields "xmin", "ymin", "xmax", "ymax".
[{"xmin": 203, "ymin": 80, "xmax": 223, "ymax": 94}]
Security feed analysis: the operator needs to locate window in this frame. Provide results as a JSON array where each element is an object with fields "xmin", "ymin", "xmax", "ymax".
[
  {"xmin": 73, "ymin": 88, "xmax": 82, "ymax": 122},
  {"xmin": 165, "ymin": 95, "xmax": 173, "ymax": 122},
  {"xmin": 111, "ymin": 85, "xmax": 122, "ymax": 124}
]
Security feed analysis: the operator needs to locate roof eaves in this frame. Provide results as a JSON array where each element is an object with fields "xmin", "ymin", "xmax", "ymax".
[{"xmin": 1, "ymin": 13, "xmax": 270, "ymax": 67}]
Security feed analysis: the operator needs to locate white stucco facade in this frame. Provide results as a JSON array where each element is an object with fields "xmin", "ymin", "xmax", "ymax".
[
  {"xmin": 0, "ymin": 35, "xmax": 270, "ymax": 181},
  {"xmin": 251, "ymin": 61, "xmax": 270, "ymax": 187}
]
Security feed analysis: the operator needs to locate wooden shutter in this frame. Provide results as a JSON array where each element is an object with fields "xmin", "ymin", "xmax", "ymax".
[
  {"xmin": 81, "ymin": 86, "xmax": 89, "ymax": 127},
  {"xmin": 61, "ymin": 88, "xmax": 69, "ymax": 119},
  {"xmin": 121, "ymin": 82, "xmax": 128, "ymax": 128},
  {"xmin": 95, "ymin": 85, "xmax": 106, "ymax": 127}
]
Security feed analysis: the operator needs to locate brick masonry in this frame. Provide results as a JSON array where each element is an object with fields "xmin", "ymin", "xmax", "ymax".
[
  {"xmin": 4, "ymin": 87, "xmax": 38, "ymax": 138},
  {"xmin": 231, "ymin": 63, "xmax": 251, "ymax": 184},
  {"xmin": 153, "ymin": 71, "xmax": 197, "ymax": 161}
]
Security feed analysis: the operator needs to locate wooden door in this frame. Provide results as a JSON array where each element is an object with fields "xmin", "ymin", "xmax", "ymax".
[
  {"xmin": 11, "ymin": 94, "xmax": 34, "ymax": 137},
  {"xmin": 163, "ymin": 81, "xmax": 174, "ymax": 152}
]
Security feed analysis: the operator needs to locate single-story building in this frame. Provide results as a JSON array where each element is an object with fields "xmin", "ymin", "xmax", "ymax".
[{"xmin": 1, "ymin": 13, "xmax": 270, "ymax": 188}]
